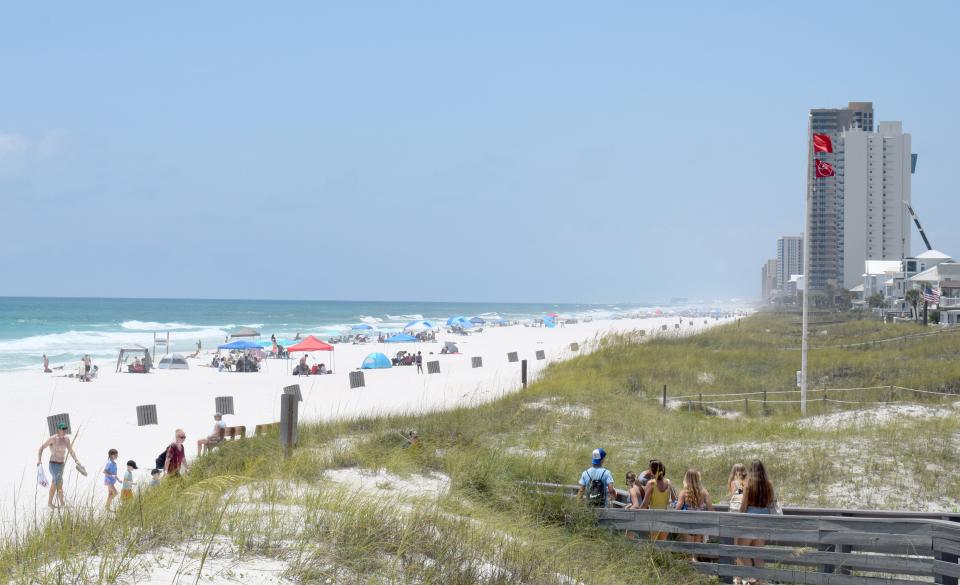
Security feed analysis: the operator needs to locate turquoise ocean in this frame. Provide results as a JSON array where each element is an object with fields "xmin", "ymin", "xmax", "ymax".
[{"xmin": 0, "ymin": 297, "xmax": 677, "ymax": 371}]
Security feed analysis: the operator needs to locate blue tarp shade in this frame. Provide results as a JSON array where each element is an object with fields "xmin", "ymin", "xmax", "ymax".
[
  {"xmin": 469, "ymin": 316, "xmax": 485, "ymax": 324},
  {"xmin": 361, "ymin": 352, "xmax": 392, "ymax": 369},
  {"xmin": 352, "ymin": 324, "xmax": 374, "ymax": 331},
  {"xmin": 543, "ymin": 316, "xmax": 557, "ymax": 328},
  {"xmin": 385, "ymin": 333, "xmax": 417, "ymax": 342},
  {"xmin": 218, "ymin": 340, "xmax": 262, "ymax": 350},
  {"xmin": 446, "ymin": 316, "xmax": 467, "ymax": 326}
]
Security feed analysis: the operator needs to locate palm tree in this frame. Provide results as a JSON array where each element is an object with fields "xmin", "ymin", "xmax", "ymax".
[{"xmin": 905, "ymin": 288, "xmax": 921, "ymax": 321}]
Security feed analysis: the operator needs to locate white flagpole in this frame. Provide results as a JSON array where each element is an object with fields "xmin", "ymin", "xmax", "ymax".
[{"xmin": 800, "ymin": 129, "xmax": 814, "ymax": 416}]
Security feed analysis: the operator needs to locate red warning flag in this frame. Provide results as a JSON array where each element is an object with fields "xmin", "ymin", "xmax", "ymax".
[
  {"xmin": 815, "ymin": 159, "xmax": 835, "ymax": 178},
  {"xmin": 813, "ymin": 133, "xmax": 833, "ymax": 153}
]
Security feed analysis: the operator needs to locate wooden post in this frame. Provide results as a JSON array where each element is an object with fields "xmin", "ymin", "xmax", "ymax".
[
  {"xmin": 763, "ymin": 390, "xmax": 768, "ymax": 416},
  {"xmin": 662, "ymin": 385, "xmax": 667, "ymax": 409},
  {"xmin": 744, "ymin": 397, "xmax": 748, "ymax": 415},
  {"xmin": 280, "ymin": 392, "xmax": 298, "ymax": 458},
  {"xmin": 521, "ymin": 359, "xmax": 527, "ymax": 389},
  {"xmin": 687, "ymin": 400, "xmax": 692, "ymax": 412},
  {"xmin": 699, "ymin": 393, "xmax": 703, "ymax": 411}
]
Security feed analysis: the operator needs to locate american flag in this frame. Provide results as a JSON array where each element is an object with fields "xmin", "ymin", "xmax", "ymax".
[{"xmin": 923, "ymin": 287, "xmax": 941, "ymax": 304}]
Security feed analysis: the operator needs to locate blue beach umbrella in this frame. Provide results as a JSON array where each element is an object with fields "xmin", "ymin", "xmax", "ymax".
[{"xmin": 218, "ymin": 340, "xmax": 262, "ymax": 350}]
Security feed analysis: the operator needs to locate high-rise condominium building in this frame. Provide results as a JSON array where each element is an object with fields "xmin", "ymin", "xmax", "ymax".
[
  {"xmin": 761, "ymin": 258, "xmax": 778, "ymax": 300},
  {"xmin": 806, "ymin": 102, "xmax": 874, "ymax": 291},
  {"xmin": 838, "ymin": 121, "xmax": 912, "ymax": 289},
  {"xmin": 776, "ymin": 236, "xmax": 803, "ymax": 291}
]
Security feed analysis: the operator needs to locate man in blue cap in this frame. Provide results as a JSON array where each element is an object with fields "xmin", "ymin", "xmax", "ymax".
[{"xmin": 577, "ymin": 447, "xmax": 616, "ymax": 507}]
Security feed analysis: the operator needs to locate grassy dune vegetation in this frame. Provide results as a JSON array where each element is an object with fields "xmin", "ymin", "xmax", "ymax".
[{"xmin": 5, "ymin": 312, "xmax": 960, "ymax": 584}]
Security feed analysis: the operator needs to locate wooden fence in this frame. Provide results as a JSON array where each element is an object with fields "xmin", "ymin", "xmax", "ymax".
[{"xmin": 533, "ymin": 483, "xmax": 960, "ymax": 585}]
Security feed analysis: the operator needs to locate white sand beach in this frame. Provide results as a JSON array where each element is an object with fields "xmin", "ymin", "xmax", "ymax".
[{"xmin": 1, "ymin": 315, "xmax": 733, "ymax": 523}]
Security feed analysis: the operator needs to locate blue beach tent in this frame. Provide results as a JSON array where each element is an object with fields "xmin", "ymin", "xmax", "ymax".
[
  {"xmin": 352, "ymin": 324, "xmax": 374, "ymax": 331},
  {"xmin": 469, "ymin": 316, "xmax": 486, "ymax": 324},
  {"xmin": 361, "ymin": 352, "xmax": 392, "ymax": 369},
  {"xmin": 385, "ymin": 333, "xmax": 417, "ymax": 343},
  {"xmin": 447, "ymin": 316, "xmax": 473, "ymax": 328},
  {"xmin": 218, "ymin": 340, "xmax": 262, "ymax": 350}
]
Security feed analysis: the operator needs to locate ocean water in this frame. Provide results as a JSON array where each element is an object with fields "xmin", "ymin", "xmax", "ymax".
[{"xmin": 0, "ymin": 297, "xmax": 666, "ymax": 371}]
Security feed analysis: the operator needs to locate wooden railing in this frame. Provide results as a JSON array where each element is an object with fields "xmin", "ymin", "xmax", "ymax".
[{"xmin": 532, "ymin": 483, "xmax": 960, "ymax": 585}]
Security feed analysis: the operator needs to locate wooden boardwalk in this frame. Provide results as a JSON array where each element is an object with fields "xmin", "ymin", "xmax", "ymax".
[{"xmin": 533, "ymin": 483, "xmax": 960, "ymax": 584}]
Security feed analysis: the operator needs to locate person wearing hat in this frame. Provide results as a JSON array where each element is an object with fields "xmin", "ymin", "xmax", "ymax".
[
  {"xmin": 576, "ymin": 448, "xmax": 616, "ymax": 508},
  {"xmin": 120, "ymin": 460, "xmax": 138, "ymax": 502},
  {"xmin": 197, "ymin": 413, "xmax": 227, "ymax": 456},
  {"xmin": 37, "ymin": 422, "xmax": 83, "ymax": 509}
]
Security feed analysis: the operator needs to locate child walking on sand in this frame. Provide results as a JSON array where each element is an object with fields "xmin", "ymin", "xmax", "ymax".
[
  {"xmin": 121, "ymin": 460, "xmax": 137, "ymax": 502},
  {"xmin": 103, "ymin": 449, "xmax": 120, "ymax": 509}
]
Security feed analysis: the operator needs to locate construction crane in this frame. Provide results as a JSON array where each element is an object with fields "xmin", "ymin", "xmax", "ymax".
[{"xmin": 903, "ymin": 201, "xmax": 933, "ymax": 251}]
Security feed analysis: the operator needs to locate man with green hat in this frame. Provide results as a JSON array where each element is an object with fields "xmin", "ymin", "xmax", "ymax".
[{"xmin": 37, "ymin": 422, "xmax": 83, "ymax": 509}]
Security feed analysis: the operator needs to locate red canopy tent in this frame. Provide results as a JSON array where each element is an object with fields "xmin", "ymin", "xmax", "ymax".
[{"xmin": 287, "ymin": 336, "xmax": 335, "ymax": 372}]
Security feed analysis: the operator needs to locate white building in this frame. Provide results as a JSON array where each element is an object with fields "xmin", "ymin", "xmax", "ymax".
[
  {"xmin": 776, "ymin": 236, "xmax": 803, "ymax": 291},
  {"xmin": 838, "ymin": 121, "xmax": 913, "ymax": 289},
  {"xmin": 863, "ymin": 259, "xmax": 901, "ymax": 300},
  {"xmin": 909, "ymin": 262, "xmax": 960, "ymax": 324},
  {"xmin": 761, "ymin": 258, "xmax": 777, "ymax": 300}
]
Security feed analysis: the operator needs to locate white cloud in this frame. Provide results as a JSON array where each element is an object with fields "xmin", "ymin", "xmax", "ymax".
[{"xmin": 0, "ymin": 131, "xmax": 30, "ymax": 160}]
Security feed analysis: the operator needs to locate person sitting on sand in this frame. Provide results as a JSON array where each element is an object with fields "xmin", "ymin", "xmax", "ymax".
[
  {"xmin": 197, "ymin": 413, "xmax": 226, "ymax": 456},
  {"xmin": 318, "ymin": 363, "xmax": 326, "ymax": 374}
]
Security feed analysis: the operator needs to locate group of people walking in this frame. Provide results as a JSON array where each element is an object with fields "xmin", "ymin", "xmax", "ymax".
[
  {"xmin": 578, "ymin": 448, "xmax": 778, "ymax": 578},
  {"xmin": 36, "ymin": 415, "xmax": 225, "ymax": 510}
]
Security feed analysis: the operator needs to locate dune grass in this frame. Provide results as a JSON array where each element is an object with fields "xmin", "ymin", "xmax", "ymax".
[{"xmin": 4, "ymin": 312, "xmax": 960, "ymax": 583}]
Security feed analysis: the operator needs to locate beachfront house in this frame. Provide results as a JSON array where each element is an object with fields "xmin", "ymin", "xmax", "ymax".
[
  {"xmin": 863, "ymin": 259, "xmax": 901, "ymax": 301},
  {"xmin": 909, "ymin": 261, "xmax": 960, "ymax": 325},
  {"xmin": 876, "ymin": 250, "xmax": 953, "ymax": 317}
]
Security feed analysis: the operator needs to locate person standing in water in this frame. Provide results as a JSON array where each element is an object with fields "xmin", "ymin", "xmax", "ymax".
[{"xmin": 37, "ymin": 422, "xmax": 83, "ymax": 509}]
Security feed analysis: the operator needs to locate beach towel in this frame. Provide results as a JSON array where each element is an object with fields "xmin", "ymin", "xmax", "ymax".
[{"xmin": 37, "ymin": 464, "xmax": 49, "ymax": 488}]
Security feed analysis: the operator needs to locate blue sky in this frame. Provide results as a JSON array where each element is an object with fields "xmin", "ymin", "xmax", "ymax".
[{"xmin": 1, "ymin": 2, "xmax": 958, "ymax": 303}]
